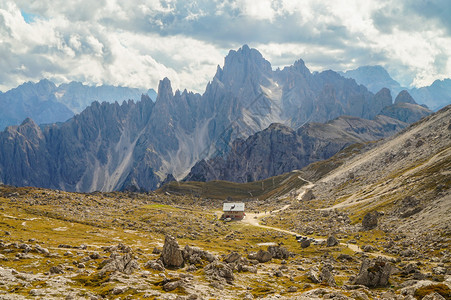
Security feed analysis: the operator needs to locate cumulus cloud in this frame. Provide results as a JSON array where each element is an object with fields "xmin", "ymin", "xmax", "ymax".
[{"xmin": 0, "ymin": 0, "xmax": 450, "ymax": 92}]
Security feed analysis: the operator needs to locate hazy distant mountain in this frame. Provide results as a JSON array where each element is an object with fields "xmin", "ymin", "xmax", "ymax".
[
  {"xmin": 0, "ymin": 79, "xmax": 74, "ymax": 131},
  {"xmin": 0, "ymin": 45, "xmax": 432, "ymax": 192},
  {"xmin": 341, "ymin": 66, "xmax": 451, "ymax": 111},
  {"xmin": 54, "ymin": 81, "xmax": 156, "ymax": 113},
  {"xmin": 340, "ymin": 66, "xmax": 403, "ymax": 95},
  {"xmin": 0, "ymin": 80, "xmax": 156, "ymax": 130},
  {"xmin": 409, "ymin": 79, "xmax": 451, "ymax": 111}
]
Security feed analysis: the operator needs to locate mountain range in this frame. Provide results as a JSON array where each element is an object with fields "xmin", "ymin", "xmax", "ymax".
[
  {"xmin": 0, "ymin": 79, "xmax": 156, "ymax": 130},
  {"xmin": 0, "ymin": 45, "xmax": 434, "ymax": 192},
  {"xmin": 341, "ymin": 66, "xmax": 451, "ymax": 111}
]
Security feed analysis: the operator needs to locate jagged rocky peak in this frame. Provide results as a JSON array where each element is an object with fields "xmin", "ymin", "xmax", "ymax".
[
  {"xmin": 156, "ymin": 78, "xmax": 174, "ymax": 102},
  {"xmin": 292, "ymin": 59, "xmax": 311, "ymax": 75},
  {"xmin": 216, "ymin": 44, "xmax": 272, "ymax": 84},
  {"xmin": 15, "ymin": 117, "xmax": 44, "ymax": 140},
  {"xmin": 373, "ymin": 88, "xmax": 393, "ymax": 107},
  {"xmin": 36, "ymin": 79, "xmax": 57, "ymax": 93},
  {"xmin": 394, "ymin": 90, "xmax": 417, "ymax": 104}
]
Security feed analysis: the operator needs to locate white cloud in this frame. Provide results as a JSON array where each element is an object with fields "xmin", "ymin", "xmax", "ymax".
[{"xmin": 0, "ymin": 0, "xmax": 450, "ymax": 92}]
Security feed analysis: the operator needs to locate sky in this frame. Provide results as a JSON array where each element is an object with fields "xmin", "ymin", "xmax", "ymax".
[{"xmin": 0, "ymin": 0, "xmax": 450, "ymax": 93}]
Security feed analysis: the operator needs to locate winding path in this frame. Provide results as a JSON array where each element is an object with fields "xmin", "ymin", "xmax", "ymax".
[{"xmin": 240, "ymin": 179, "xmax": 393, "ymax": 259}]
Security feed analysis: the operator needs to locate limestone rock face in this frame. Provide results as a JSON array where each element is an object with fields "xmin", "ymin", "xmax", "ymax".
[
  {"xmin": 161, "ymin": 235, "xmax": 184, "ymax": 268},
  {"xmin": 352, "ymin": 258, "xmax": 392, "ymax": 287}
]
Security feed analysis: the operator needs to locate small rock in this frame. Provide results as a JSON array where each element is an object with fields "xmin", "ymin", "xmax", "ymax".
[
  {"xmin": 421, "ymin": 292, "xmax": 446, "ymax": 300},
  {"xmin": 163, "ymin": 280, "xmax": 182, "ymax": 292},
  {"xmin": 287, "ymin": 286, "xmax": 298, "ymax": 292},
  {"xmin": 112, "ymin": 286, "xmax": 128, "ymax": 295},
  {"xmin": 49, "ymin": 266, "xmax": 64, "ymax": 274}
]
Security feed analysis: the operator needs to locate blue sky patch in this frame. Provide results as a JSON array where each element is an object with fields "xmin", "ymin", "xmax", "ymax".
[{"xmin": 21, "ymin": 10, "xmax": 38, "ymax": 23}]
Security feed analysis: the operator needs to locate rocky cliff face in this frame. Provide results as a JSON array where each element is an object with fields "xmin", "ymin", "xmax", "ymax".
[
  {"xmin": 0, "ymin": 46, "xmax": 431, "ymax": 191},
  {"xmin": 184, "ymin": 115, "xmax": 407, "ymax": 183}
]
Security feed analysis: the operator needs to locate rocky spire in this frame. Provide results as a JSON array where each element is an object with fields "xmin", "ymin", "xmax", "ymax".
[{"xmin": 394, "ymin": 90, "xmax": 417, "ymax": 104}]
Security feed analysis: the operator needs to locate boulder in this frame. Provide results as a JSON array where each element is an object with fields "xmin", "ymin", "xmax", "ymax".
[
  {"xmin": 163, "ymin": 280, "xmax": 182, "ymax": 292},
  {"xmin": 321, "ymin": 264, "xmax": 336, "ymax": 286},
  {"xmin": 326, "ymin": 235, "xmax": 339, "ymax": 247},
  {"xmin": 352, "ymin": 258, "xmax": 391, "ymax": 287},
  {"xmin": 267, "ymin": 245, "xmax": 290, "ymax": 259},
  {"xmin": 306, "ymin": 269, "xmax": 321, "ymax": 283},
  {"xmin": 204, "ymin": 261, "xmax": 234, "ymax": 283},
  {"xmin": 49, "ymin": 266, "xmax": 64, "ymax": 274},
  {"xmin": 161, "ymin": 235, "xmax": 184, "ymax": 268},
  {"xmin": 362, "ymin": 211, "xmax": 378, "ymax": 230},
  {"xmin": 300, "ymin": 239, "xmax": 311, "ymax": 248},
  {"xmin": 224, "ymin": 251, "xmax": 241, "ymax": 263},
  {"xmin": 421, "ymin": 292, "xmax": 446, "ymax": 300},
  {"xmin": 144, "ymin": 260, "xmax": 165, "ymax": 271},
  {"xmin": 256, "ymin": 249, "xmax": 272, "ymax": 263},
  {"xmin": 99, "ymin": 253, "xmax": 139, "ymax": 275}
]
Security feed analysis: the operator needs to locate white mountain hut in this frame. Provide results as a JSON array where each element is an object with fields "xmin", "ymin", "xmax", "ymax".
[{"xmin": 222, "ymin": 202, "xmax": 245, "ymax": 220}]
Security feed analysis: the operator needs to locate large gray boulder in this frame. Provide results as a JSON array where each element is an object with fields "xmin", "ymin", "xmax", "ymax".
[
  {"xmin": 326, "ymin": 235, "xmax": 339, "ymax": 247},
  {"xmin": 362, "ymin": 211, "xmax": 378, "ymax": 230},
  {"xmin": 352, "ymin": 258, "xmax": 392, "ymax": 287},
  {"xmin": 256, "ymin": 249, "xmax": 273, "ymax": 263},
  {"xmin": 99, "ymin": 253, "xmax": 139, "ymax": 275},
  {"xmin": 161, "ymin": 235, "xmax": 184, "ymax": 268},
  {"xmin": 267, "ymin": 245, "xmax": 290, "ymax": 259}
]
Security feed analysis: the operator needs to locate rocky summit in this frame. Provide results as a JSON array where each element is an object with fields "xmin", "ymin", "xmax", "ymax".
[{"xmin": 0, "ymin": 46, "xmax": 432, "ymax": 192}]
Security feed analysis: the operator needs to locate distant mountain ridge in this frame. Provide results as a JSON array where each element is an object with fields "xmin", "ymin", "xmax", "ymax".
[
  {"xmin": 0, "ymin": 79, "xmax": 157, "ymax": 130},
  {"xmin": 0, "ymin": 45, "xmax": 433, "ymax": 192},
  {"xmin": 341, "ymin": 66, "xmax": 451, "ymax": 111},
  {"xmin": 184, "ymin": 114, "xmax": 408, "ymax": 183}
]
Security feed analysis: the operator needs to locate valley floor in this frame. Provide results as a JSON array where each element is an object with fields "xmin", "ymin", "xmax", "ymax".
[{"xmin": 0, "ymin": 183, "xmax": 449, "ymax": 300}]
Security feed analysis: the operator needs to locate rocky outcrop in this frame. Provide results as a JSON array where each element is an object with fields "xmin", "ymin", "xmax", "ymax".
[
  {"xmin": 204, "ymin": 261, "xmax": 235, "ymax": 284},
  {"xmin": 352, "ymin": 258, "xmax": 392, "ymax": 287},
  {"xmin": 99, "ymin": 253, "xmax": 139, "ymax": 275},
  {"xmin": 161, "ymin": 235, "xmax": 184, "ymax": 268}
]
